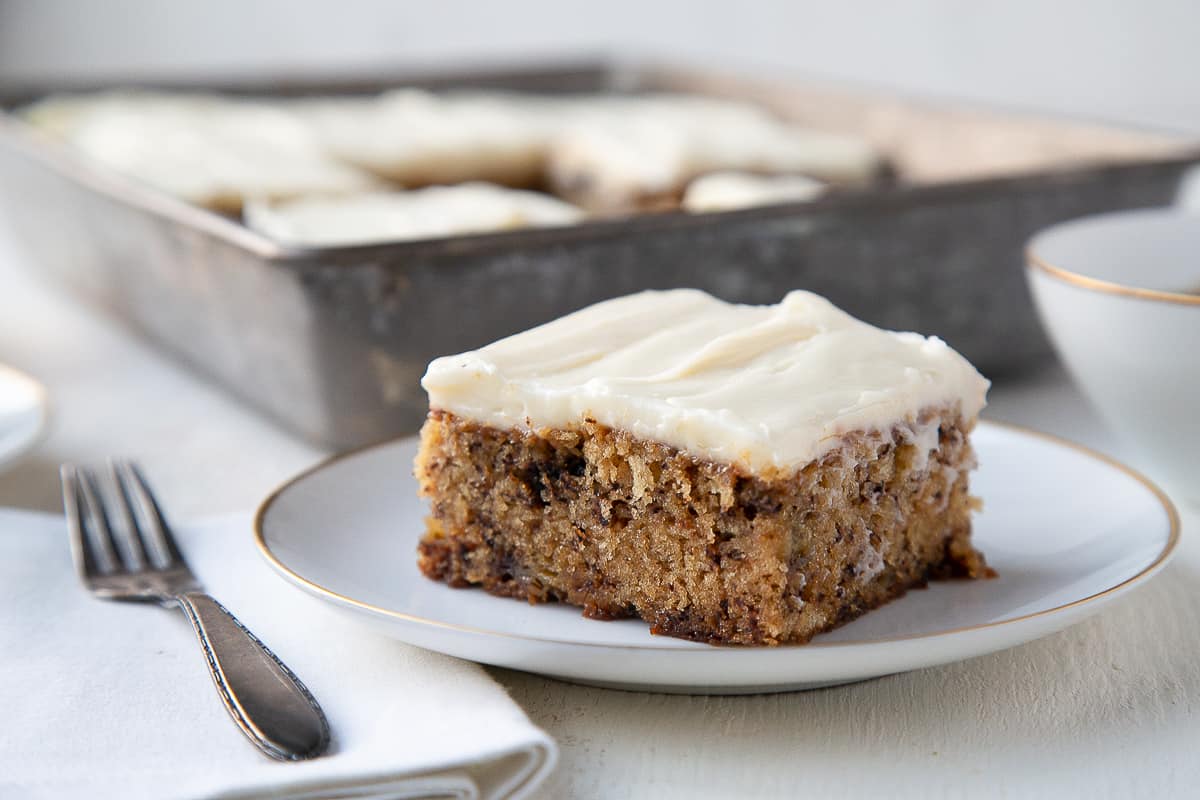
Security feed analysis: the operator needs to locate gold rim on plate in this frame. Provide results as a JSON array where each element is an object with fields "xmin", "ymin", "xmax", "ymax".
[{"xmin": 253, "ymin": 420, "xmax": 1181, "ymax": 651}]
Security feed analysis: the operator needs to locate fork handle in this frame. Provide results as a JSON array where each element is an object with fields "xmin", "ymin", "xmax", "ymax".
[{"xmin": 176, "ymin": 592, "xmax": 330, "ymax": 761}]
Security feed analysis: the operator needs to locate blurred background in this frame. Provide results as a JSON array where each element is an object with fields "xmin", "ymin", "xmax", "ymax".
[
  {"xmin": 3, "ymin": 0, "xmax": 1198, "ymax": 458},
  {"xmin": 3, "ymin": 0, "xmax": 1200, "ymax": 132}
]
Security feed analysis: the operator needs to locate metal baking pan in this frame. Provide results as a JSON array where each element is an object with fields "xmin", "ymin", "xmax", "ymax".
[{"xmin": 2, "ymin": 60, "xmax": 1198, "ymax": 449}]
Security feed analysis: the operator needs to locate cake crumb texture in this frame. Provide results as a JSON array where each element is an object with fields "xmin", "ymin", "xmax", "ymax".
[{"xmin": 415, "ymin": 409, "xmax": 990, "ymax": 646}]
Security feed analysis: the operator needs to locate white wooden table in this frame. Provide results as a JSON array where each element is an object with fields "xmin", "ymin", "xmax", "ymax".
[{"xmin": 2, "ymin": 222, "xmax": 1196, "ymax": 799}]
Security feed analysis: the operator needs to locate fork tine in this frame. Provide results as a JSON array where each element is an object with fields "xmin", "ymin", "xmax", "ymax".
[
  {"xmin": 115, "ymin": 460, "xmax": 186, "ymax": 569},
  {"xmin": 75, "ymin": 466, "xmax": 121, "ymax": 574},
  {"xmin": 105, "ymin": 461, "xmax": 150, "ymax": 571},
  {"xmin": 61, "ymin": 465, "xmax": 101, "ymax": 580}
]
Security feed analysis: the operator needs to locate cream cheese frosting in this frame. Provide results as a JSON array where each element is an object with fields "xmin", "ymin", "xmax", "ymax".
[
  {"xmin": 681, "ymin": 171, "xmax": 826, "ymax": 213},
  {"xmin": 243, "ymin": 183, "xmax": 583, "ymax": 247},
  {"xmin": 24, "ymin": 89, "xmax": 879, "ymax": 217},
  {"xmin": 546, "ymin": 95, "xmax": 879, "ymax": 210},
  {"xmin": 292, "ymin": 89, "xmax": 562, "ymax": 187},
  {"xmin": 292, "ymin": 90, "xmax": 879, "ymax": 207},
  {"xmin": 422, "ymin": 289, "xmax": 989, "ymax": 474},
  {"xmin": 24, "ymin": 91, "xmax": 378, "ymax": 209}
]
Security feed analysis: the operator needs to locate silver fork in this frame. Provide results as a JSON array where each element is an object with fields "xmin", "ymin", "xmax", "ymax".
[{"xmin": 61, "ymin": 460, "xmax": 330, "ymax": 761}]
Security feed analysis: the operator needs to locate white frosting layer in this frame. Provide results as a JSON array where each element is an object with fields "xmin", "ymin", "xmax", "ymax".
[
  {"xmin": 24, "ymin": 90, "xmax": 879, "ymax": 216},
  {"xmin": 24, "ymin": 91, "xmax": 378, "ymax": 208},
  {"xmin": 547, "ymin": 95, "xmax": 879, "ymax": 210},
  {"xmin": 292, "ymin": 90, "xmax": 562, "ymax": 186},
  {"xmin": 682, "ymin": 171, "xmax": 826, "ymax": 212},
  {"xmin": 422, "ymin": 290, "xmax": 989, "ymax": 474},
  {"xmin": 291, "ymin": 90, "xmax": 879, "ymax": 199},
  {"xmin": 243, "ymin": 183, "xmax": 583, "ymax": 246}
]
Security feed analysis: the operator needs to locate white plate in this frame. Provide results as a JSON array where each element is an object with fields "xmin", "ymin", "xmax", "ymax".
[
  {"xmin": 255, "ymin": 422, "xmax": 1179, "ymax": 694},
  {"xmin": 0, "ymin": 364, "xmax": 48, "ymax": 471}
]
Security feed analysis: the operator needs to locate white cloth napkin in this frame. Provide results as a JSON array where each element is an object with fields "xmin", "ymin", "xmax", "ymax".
[{"xmin": 0, "ymin": 508, "xmax": 557, "ymax": 800}]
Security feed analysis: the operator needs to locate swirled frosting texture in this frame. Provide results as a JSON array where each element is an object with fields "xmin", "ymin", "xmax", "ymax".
[{"xmin": 422, "ymin": 290, "xmax": 989, "ymax": 474}]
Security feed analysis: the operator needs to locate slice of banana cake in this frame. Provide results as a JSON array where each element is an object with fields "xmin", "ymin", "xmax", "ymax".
[{"xmin": 415, "ymin": 289, "xmax": 991, "ymax": 646}]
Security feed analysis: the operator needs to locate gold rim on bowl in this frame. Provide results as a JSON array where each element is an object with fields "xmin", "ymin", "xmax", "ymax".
[{"xmin": 1026, "ymin": 212, "xmax": 1200, "ymax": 307}]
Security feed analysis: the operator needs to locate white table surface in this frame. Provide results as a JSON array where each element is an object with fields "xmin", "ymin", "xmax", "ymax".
[{"xmin": 1, "ymin": 221, "xmax": 1196, "ymax": 800}]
